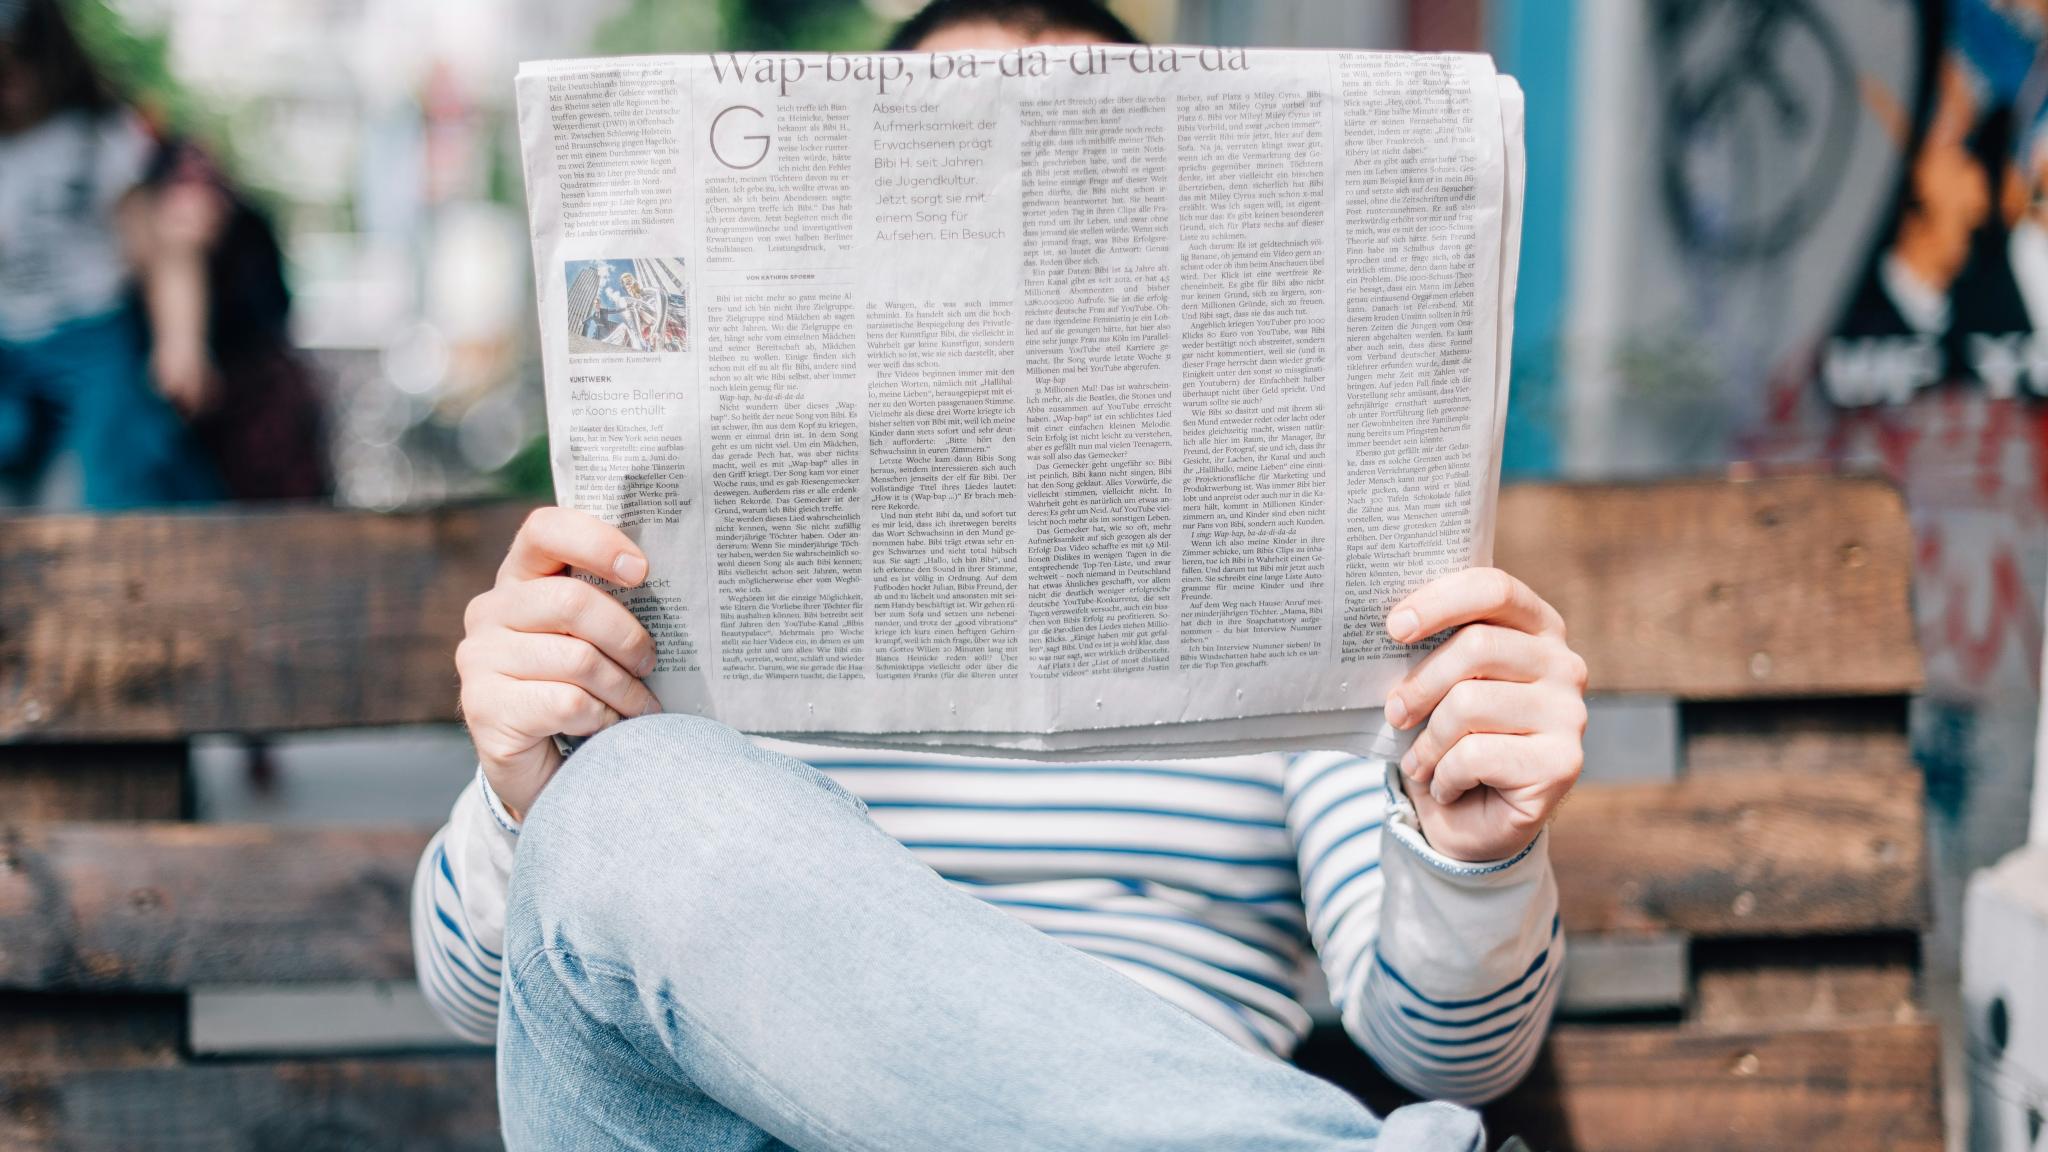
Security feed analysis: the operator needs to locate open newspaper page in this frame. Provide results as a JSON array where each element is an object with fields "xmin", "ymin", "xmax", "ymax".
[{"xmin": 515, "ymin": 47, "xmax": 1523, "ymax": 756}]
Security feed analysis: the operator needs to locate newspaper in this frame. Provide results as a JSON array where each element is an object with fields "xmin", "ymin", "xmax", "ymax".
[{"xmin": 514, "ymin": 47, "xmax": 1524, "ymax": 757}]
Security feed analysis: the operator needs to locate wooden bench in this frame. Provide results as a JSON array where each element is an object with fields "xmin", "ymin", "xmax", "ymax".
[{"xmin": 0, "ymin": 475, "xmax": 1938, "ymax": 1150}]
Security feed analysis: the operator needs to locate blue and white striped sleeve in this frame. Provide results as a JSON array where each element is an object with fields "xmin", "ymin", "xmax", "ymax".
[
  {"xmin": 1284, "ymin": 752, "xmax": 1562, "ymax": 1105},
  {"xmin": 410, "ymin": 767, "xmax": 519, "ymax": 1045}
]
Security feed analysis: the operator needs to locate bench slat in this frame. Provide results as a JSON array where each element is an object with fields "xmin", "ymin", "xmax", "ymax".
[
  {"xmin": 1691, "ymin": 936, "xmax": 1921, "ymax": 1031},
  {"xmin": 0, "ymin": 824, "xmax": 427, "ymax": 988},
  {"xmin": 0, "ymin": 994, "xmax": 183, "ymax": 1072},
  {"xmin": 0, "ymin": 1055, "xmax": 499, "ymax": 1151},
  {"xmin": 0, "ymin": 475, "xmax": 1919, "ymax": 742},
  {"xmin": 0, "ymin": 746, "xmax": 188, "ymax": 821},
  {"xmin": 0, "ymin": 505, "xmax": 528, "ymax": 741},
  {"xmin": 1485, "ymin": 1020, "xmax": 1943, "ymax": 1151},
  {"xmin": 0, "ymin": 765, "xmax": 1922, "ymax": 989},
  {"xmin": 3, "ymin": 1022, "xmax": 1943, "ymax": 1152},
  {"xmin": 1297, "ymin": 1020, "xmax": 1942, "ymax": 1152},
  {"xmin": 1494, "ymin": 476, "xmax": 1921, "ymax": 698},
  {"xmin": 1549, "ymin": 766, "xmax": 1925, "ymax": 937},
  {"xmin": 1683, "ymin": 697, "xmax": 1912, "ymax": 776}
]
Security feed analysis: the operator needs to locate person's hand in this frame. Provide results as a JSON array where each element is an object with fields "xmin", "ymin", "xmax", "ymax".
[
  {"xmin": 150, "ymin": 339, "xmax": 216, "ymax": 416},
  {"xmin": 1381, "ymin": 568, "xmax": 1587, "ymax": 863},
  {"xmin": 457, "ymin": 507, "xmax": 662, "ymax": 819}
]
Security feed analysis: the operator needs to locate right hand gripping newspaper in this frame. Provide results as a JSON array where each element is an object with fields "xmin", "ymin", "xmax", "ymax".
[{"xmin": 514, "ymin": 46, "xmax": 1525, "ymax": 759}]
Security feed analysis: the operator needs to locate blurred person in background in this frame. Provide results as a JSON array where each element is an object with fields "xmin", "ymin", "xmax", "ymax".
[
  {"xmin": 138, "ymin": 139, "xmax": 332, "ymax": 501},
  {"xmin": 0, "ymin": 0, "xmax": 326, "ymax": 508}
]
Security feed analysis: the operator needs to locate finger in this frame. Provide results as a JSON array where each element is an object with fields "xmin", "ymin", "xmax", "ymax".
[
  {"xmin": 477, "ymin": 577, "xmax": 658, "ymax": 678},
  {"xmin": 1428, "ymin": 731, "xmax": 1580, "ymax": 810},
  {"xmin": 522, "ymin": 679, "xmax": 623, "ymax": 740},
  {"xmin": 495, "ymin": 631, "xmax": 661, "ymax": 721},
  {"xmin": 1387, "ymin": 567, "xmax": 1563, "ymax": 645},
  {"xmin": 1402, "ymin": 680, "xmax": 1581, "ymax": 784},
  {"xmin": 1425, "ymin": 731, "xmax": 1528, "ymax": 806},
  {"xmin": 1385, "ymin": 624, "xmax": 1569, "ymax": 728},
  {"xmin": 500, "ymin": 506, "xmax": 648, "ymax": 587}
]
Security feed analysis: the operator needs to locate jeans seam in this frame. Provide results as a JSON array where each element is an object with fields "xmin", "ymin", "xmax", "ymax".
[{"xmin": 508, "ymin": 944, "xmax": 895, "ymax": 1152}]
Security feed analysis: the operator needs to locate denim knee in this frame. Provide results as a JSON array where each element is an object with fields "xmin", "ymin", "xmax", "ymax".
[{"xmin": 508, "ymin": 714, "xmax": 864, "ymax": 940}]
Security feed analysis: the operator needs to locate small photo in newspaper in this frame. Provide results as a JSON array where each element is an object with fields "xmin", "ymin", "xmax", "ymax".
[{"xmin": 565, "ymin": 257, "xmax": 690, "ymax": 356}]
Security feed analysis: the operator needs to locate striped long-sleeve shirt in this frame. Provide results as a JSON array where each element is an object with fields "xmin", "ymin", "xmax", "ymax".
[{"xmin": 413, "ymin": 741, "xmax": 1561, "ymax": 1105}]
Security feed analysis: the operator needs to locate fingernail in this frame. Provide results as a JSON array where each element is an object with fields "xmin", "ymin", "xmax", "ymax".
[
  {"xmin": 643, "ymin": 698, "xmax": 663, "ymax": 716},
  {"xmin": 1431, "ymin": 782, "xmax": 1450, "ymax": 805},
  {"xmin": 1387, "ymin": 609, "xmax": 1420, "ymax": 642},
  {"xmin": 614, "ymin": 552, "xmax": 648, "ymax": 583},
  {"xmin": 638, "ymin": 653, "xmax": 657, "ymax": 678},
  {"xmin": 1384, "ymin": 694, "xmax": 1410, "ymax": 729},
  {"xmin": 1400, "ymin": 748, "xmax": 1418, "ymax": 777}
]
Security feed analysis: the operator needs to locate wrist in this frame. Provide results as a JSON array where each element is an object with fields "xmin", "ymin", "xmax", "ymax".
[
  {"xmin": 1386, "ymin": 761, "xmax": 1543, "ymax": 871},
  {"xmin": 476, "ymin": 765, "xmax": 525, "ymax": 835}
]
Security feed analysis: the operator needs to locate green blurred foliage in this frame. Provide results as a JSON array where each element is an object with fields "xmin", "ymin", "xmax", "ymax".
[
  {"xmin": 63, "ymin": 0, "xmax": 230, "ymax": 154},
  {"xmin": 727, "ymin": 0, "xmax": 887, "ymax": 50},
  {"xmin": 592, "ymin": 0, "xmax": 886, "ymax": 56},
  {"xmin": 498, "ymin": 432, "xmax": 557, "ymax": 501}
]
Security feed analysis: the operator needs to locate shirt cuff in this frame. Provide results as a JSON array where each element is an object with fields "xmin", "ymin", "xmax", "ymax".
[
  {"xmin": 1381, "ymin": 760, "xmax": 1547, "ymax": 884},
  {"xmin": 475, "ymin": 765, "xmax": 523, "ymax": 837}
]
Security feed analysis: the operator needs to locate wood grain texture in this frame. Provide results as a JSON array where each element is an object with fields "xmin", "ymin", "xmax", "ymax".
[
  {"xmin": 0, "ymin": 504, "xmax": 530, "ymax": 741},
  {"xmin": 1493, "ymin": 476, "xmax": 1922, "ymax": 698},
  {"xmin": 1683, "ymin": 698, "xmax": 1912, "ymax": 776},
  {"xmin": 0, "ymin": 1055, "xmax": 500, "ymax": 1152},
  {"xmin": 0, "ymin": 995, "xmax": 183, "ymax": 1072},
  {"xmin": 1295, "ymin": 1021, "xmax": 1943, "ymax": 1152},
  {"xmin": 0, "ymin": 823, "xmax": 430, "ymax": 989},
  {"xmin": 0, "ymin": 745, "xmax": 186, "ymax": 821},
  {"xmin": 1488, "ymin": 1021, "xmax": 1944, "ymax": 1152},
  {"xmin": 0, "ymin": 764, "xmax": 1921, "ymax": 989},
  {"xmin": 1548, "ymin": 767, "xmax": 1926, "ymax": 937},
  {"xmin": 0, "ymin": 477, "xmax": 1920, "ymax": 739},
  {"xmin": 1691, "ymin": 936, "xmax": 1920, "ymax": 1031},
  {"xmin": 5, "ymin": 1025, "xmax": 1943, "ymax": 1152}
]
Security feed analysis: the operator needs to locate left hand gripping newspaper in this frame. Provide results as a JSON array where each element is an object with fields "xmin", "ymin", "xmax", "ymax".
[{"xmin": 515, "ymin": 47, "xmax": 1525, "ymax": 758}]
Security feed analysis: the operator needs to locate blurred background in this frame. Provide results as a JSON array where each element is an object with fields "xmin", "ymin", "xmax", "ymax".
[{"xmin": 5, "ymin": 0, "xmax": 2046, "ymax": 1147}]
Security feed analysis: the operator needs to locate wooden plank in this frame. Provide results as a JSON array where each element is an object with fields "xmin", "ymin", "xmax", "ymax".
[
  {"xmin": 0, "ymin": 477, "xmax": 1917, "ymax": 739},
  {"xmin": 1684, "ymin": 698, "xmax": 1912, "ymax": 776},
  {"xmin": 1493, "ymin": 476, "xmax": 1922, "ymax": 698},
  {"xmin": 1295, "ymin": 1021, "xmax": 1943, "ymax": 1152},
  {"xmin": 0, "ymin": 745, "xmax": 187, "ymax": 821},
  {"xmin": 1691, "ymin": 936, "xmax": 1920, "ymax": 1031},
  {"xmin": 1489, "ymin": 1021, "xmax": 1944, "ymax": 1152},
  {"xmin": 0, "ymin": 744, "xmax": 185, "ymax": 1085},
  {"xmin": 10, "ymin": 1025, "xmax": 1940, "ymax": 1152},
  {"xmin": 0, "ymin": 995, "xmax": 183, "ymax": 1072},
  {"xmin": 0, "ymin": 503, "xmax": 530, "ymax": 741},
  {"xmin": 0, "ymin": 765, "xmax": 1920, "ymax": 988},
  {"xmin": 0, "ymin": 824, "xmax": 430, "ymax": 988},
  {"xmin": 0, "ymin": 1055, "xmax": 500, "ymax": 1151},
  {"xmin": 1548, "ymin": 767, "xmax": 1926, "ymax": 937}
]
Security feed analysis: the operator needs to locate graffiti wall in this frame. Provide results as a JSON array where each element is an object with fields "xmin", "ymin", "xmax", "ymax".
[{"xmin": 1616, "ymin": 0, "xmax": 2044, "ymax": 983}]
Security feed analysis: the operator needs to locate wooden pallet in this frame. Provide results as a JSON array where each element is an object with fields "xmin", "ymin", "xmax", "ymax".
[{"xmin": 0, "ymin": 476, "xmax": 1938, "ymax": 1150}]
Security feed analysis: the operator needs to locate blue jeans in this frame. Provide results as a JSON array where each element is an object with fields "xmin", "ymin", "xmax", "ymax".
[
  {"xmin": 0, "ymin": 308, "xmax": 221, "ymax": 508},
  {"xmin": 500, "ymin": 714, "xmax": 1488, "ymax": 1151}
]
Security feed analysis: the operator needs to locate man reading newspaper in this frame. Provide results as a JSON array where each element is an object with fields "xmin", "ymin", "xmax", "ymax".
[{"xmin": 415, "ymin": 2, "xmax": 1585, "ymax": 1148}]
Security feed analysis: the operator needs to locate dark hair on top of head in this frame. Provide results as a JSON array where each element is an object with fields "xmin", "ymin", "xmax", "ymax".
[
  {"xmin": 885, "ymin": 0, "xmax": 1142, "ymax": 51},
  {"xmin": 0, "ymin": 0, "xmax": 119, "ymax": 121}
]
